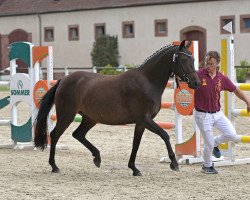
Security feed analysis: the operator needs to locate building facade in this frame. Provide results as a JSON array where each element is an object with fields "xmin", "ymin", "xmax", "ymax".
[{"xmin": 0, "ymin": 0, "xmax": 250, "ymax": 72}]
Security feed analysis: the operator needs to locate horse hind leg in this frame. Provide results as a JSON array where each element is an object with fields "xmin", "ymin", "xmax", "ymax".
[
  {"xmin": 72, "ymin": 115, "xmax": 101, "ymax": 167},
  {"xmin": 49, "ymin": 112, "xmax": 75, "ymax": 173}
]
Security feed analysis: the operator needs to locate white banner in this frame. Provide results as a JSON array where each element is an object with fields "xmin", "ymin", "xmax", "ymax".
[{"xmin": 10, "ymin": 73, "xmax": 31, "ymax": 107}]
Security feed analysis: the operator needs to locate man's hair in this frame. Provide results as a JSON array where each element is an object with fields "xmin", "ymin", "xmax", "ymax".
[{"xmin": 206, "ymin": 51, "xmax": 221, "ymax": 63}]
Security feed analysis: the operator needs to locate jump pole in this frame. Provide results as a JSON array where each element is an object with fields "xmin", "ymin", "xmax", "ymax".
[
  {"xmin": 174, "ymin": 41, "xmax": 202, "ymax": 164},
  {"xmin": 160, "ymin": 41, "xmax": 202, "ymax": 164},
  {"xmin": 0, "ymin": 42, "xmax": 35, "ymax": 149},
  {"xmin": 32, "ymin": 46, "xmax": 68, "ymax": 150},
  {"xmin": 0, "ymin": 42, "xmax": 65, "ymax": 149},
  {"xmin": 0, "ymin": 55, "xmax": 17, "ymax": 148},
  {"xmin": 214, "ymin": 25, "xmax": 250, "ymax": 166}
]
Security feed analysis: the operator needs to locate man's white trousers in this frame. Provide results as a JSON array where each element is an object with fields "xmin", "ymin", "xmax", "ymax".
[{"xmin": 194, "ymin": 110, "xmax": 241, "ymax": 167}]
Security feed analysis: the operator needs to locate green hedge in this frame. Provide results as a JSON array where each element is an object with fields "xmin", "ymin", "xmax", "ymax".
[
  {"xmin": 236, "ymin": 59, "xmax": 249, "ymax": 83},
  {"xmin": 91, "ymin": 35, "xmax": 119, "ymax": 67}
]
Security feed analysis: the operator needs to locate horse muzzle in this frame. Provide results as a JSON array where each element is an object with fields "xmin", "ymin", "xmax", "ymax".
[{"xmin": 188, "ymin": 79, "xmax": 201, "ymax": 89}]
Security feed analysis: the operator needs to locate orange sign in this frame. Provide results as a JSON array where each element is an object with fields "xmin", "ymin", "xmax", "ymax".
[
  {"xmin": 32, "ymin": 46, "xmax": 49, "ymax": 66},
  {"xmin": 174, "ymin": 83, "xmax": 194, "ymax": 115},
  {"xmin": 175, "ymin": 132, "xmax": 197, "ymax": 156},
  {"xmin": 33, "ymin": 80, "xmax": 49, "ymax": 108}
]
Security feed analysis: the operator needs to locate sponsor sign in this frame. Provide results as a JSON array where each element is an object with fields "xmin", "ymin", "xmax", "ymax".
[
  {"xmin": 33, "ymin": 80, "xmax": 49, "ymax": 108},
  {"xmin": 10, "ymin": 73, "xmax": 31, "ymax": 106},
  {"xmin": 174, "ymin": 83, "xmax": 194, "ymax": 115}
]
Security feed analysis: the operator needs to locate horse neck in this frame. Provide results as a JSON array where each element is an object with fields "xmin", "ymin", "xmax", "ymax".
[{"xmin": 140, "ymin": 46, "xmax": 176, "ymax": 93}]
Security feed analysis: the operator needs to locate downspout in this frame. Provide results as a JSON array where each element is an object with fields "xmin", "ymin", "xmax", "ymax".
[
  {"xmin": 37, "ymin": 13, "xmax": 43, "ymax": 77},
  {"xmin": 37, "ymin": 13, "xmax": 42, "ymax": 46}
]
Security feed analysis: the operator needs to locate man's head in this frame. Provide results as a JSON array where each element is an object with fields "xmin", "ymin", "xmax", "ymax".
[
  {"xmin": 205, "ymin": 51, "xmax": 220, "ymax": 74},
  {"xmin": 205, "ymin": 51, "xmax": 220, "ymax": 64}
]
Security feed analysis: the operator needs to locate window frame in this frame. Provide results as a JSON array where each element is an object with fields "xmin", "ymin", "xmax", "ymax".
[
  {"xmin": 220, "ymin": 15, "xmax": 235, "ymax": 34},
  {"xmin": 122, "ymin": 21, "xmax": 135, "ymax": 38},
  {"xmin": 154, "ymin": 19, "xmax": 168, "ymax": 37},
  {"xmin": 68, "ymin": 25, "xmax": 79, "ymax": 41},
  {"xmin": 44, "ymin": 27, "xmax": 54, "ymax": 42},
  {"xmin": 94, "ymin": 23, "xmax": 106, "ymax": 39},
  {"xmin": 240, "ymin": 14, "xmax": 250, "ymax": 33}
]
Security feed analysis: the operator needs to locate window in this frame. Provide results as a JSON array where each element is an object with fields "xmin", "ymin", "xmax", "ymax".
[
  {"xmin": 155, "ymin": 19, "xmax": 168, "ymax": 37},
  {"xmin": 220, "ymin": 16, "xmax": 235, "ymax": 34},
  {"xmin": 94, "ymin": 23, "xmax": 106, "ymax": 39},
  {"xmin": 240, "ymin": 15, "xmax": 250, "ymax": 33},
  {"xmin": 122, "ymin": 21, "xmax": 134, "ymax": 38},
  {"xmin": 44, "ymin": 27, "xmax": 54, "ymax": 42},
  {"xmin": 68, "ymin": 25, "xmax": 79, "ymax": 41}
]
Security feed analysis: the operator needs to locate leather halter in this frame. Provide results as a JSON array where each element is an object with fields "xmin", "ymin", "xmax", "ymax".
[{"xmin": 172, "ymin": 51, "xmax": 195, "ymax": 88}]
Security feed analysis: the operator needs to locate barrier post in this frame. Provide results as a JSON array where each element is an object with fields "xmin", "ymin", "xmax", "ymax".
[
  {"xmin": 214, "ymin": 33, "xmax": 250, "ymax": 166},
  {"xmin": 160, "ymin": 41, "xmax": 202, "ymax": 164}
]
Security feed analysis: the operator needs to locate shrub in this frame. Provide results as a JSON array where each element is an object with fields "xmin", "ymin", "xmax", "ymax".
[
  {"xmin": 124, "ymin": 64, "xmax": 138, "ymax": 70},
  {"xmin": 91, "ymin": 35, "xmax": 119, "ymax": 67},
  {"xmin": 98, "ymin": 64, "xmax": 139, "ymax": 75},
  {"xmin": 236, "ymin": 59, "xmax": 249, "ymax": 83},
  {"xmin": 98, "ymin": 64, "xmax": 123, "ymax": 75}
]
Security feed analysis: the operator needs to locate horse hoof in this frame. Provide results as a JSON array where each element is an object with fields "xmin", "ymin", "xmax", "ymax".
[
  {"xmin": 170, "ymin": 163, "xmax": 179, "ymax": 172},
  {"xmin": 93, "ymin": 157, "xmax": 101, "ymax": 168},
  {"xmin": 133, "ymin": 171, "xmax": 142, "ymax": 176},
  {"xmin": 52, "ymin": 168, "xmax": 60, "ymax": 173}
]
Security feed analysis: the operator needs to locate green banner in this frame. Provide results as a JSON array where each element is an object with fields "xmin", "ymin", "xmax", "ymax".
[{"xmin": 9, "ymin": 42, "xmax": 31, "ymax": 67}]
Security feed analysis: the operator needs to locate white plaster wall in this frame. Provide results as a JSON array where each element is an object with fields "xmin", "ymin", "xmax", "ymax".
[
  {"xmin": 0, "ymin": 0, "xmax": 250, "ymax": 68},
  {"xmin": 0, "ymin": 15, "xmax": 40, "ymax": 44}
]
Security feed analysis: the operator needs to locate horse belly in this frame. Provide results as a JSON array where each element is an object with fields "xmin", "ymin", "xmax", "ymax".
[{"xmin": 85, "ymin": 102, "xmax": 135, "ymax": 125}]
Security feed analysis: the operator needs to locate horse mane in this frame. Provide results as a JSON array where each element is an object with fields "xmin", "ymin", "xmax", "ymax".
[{"xmin": 139, "ymin": 44, "xmax": 176, "ymax": 67}]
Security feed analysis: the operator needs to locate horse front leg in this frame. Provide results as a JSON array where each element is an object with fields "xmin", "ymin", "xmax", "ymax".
[
  {"xmin": 128, "ymin": 124, "xmax": 145, "ymax": 176},
  {"xmin": 143, "ymin": 116, "xmax": 179, "ymax": 172}
]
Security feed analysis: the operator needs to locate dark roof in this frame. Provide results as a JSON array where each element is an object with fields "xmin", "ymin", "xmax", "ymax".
[{"xmin": 0, "ymin": 0, "xmax": 228, "ymax": 16}]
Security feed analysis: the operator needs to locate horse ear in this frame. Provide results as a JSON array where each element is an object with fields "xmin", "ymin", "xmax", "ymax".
[
  {"xmin": 179, "ymin": 40, "xmax": 186, "ymax": 50},
  {"xmin": 186, "ymin": 40, "xmax": 192, "ymax": 49}
]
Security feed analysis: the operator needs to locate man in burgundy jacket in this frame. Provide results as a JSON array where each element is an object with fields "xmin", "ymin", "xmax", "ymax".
[{"xmin": 194, "ymin": 51, "xmax": 250, "ymax": 174}]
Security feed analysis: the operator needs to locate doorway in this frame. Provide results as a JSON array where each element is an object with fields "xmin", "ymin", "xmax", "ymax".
[
  {"xmin": 9, "ymin": 29, "xmax": 31, "ymax": 73},
  {"xmin": 180, "ymin": 26, "xmax": 206, "ymax": 65}
]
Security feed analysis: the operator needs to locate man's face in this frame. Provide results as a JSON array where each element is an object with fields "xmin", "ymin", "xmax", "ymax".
[{"xmin": 205, "ymin": 56, "xmax": 217, "ymax": 74}]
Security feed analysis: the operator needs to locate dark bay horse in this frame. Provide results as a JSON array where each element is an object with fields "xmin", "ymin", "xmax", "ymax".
[{"xmin": 34, "ymin": 40, "xmax": 201, "ymax": 176}]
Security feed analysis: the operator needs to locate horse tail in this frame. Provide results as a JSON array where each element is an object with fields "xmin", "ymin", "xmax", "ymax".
[{"xmin": 34, "ymin": 79, "xmax": 61, "ymax": 150}]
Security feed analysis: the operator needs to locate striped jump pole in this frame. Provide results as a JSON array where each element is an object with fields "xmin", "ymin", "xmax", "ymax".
[
  {"xmin": 0, "ymin": 96, "xmax": 11, "ymax": 126},
  {"xmin": 215, "ymin": 33, "xmax": 250, "ymax": 167},
  {"xmin": 0, "ymin": 81, "xmax": 10, "ymax": 87},
  {"xmin": 51, "ymin": 114, "xmax": 83, "ymax": 123},
  {"xmin": 235, "ymin": 83, "xmax": 250, "ymax": 91},
  {"xmin": 156, "ymin": 81, "xmax": 175, "ymax": 129},
  {"xmin": 232, "ymin": 109, "xmax": 250, "ymax": 117},
  {"xmin": 159, "ymin": 100, "xmax": 175, "ymax": 129},
  {"xmin": 156, "ymin": 122, "xmax": 175, "ymax": 129},
  {"xmin": 51, "ymin": 114, "xmax": 176, "ymax": 130},
  {"xmin": 161, "ymin": 102, "xmax": 174, "ymax": 109},
  {"xmin": 241, "ymin": 136, "xmax": 250, "ymax": 143}
]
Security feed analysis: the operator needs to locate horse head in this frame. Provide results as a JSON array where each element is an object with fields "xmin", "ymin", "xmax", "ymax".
[{"xmin": 172, "ymin": 40, "xmax": 201, "ymax": 89}]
